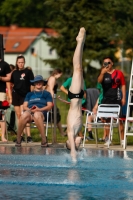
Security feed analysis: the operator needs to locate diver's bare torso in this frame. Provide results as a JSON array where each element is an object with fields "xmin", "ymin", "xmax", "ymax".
[{"xmin": 67, "ymin": 98, "xmax": 82, "ymax": 135}]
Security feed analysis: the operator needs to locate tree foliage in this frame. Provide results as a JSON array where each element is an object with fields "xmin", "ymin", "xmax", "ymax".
[
  {"xmin": 43, "ymin": 0, "xmax": 133, "ymax": 86},
  {"xmin": 42, "ymin": 0, "xmax": 113, "ymax": 84},
  {"xmin": 1, "ymin": 0, "xmax": 133, "ymax": 86},
  {"xmin": 0, "ymin": 0, "xmax": 50, "ymax": 27}
]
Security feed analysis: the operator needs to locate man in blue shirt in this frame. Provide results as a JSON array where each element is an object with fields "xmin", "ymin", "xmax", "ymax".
[{"xmin": 15, "ymin": 75, "xmax": 53, "ymax": 147}]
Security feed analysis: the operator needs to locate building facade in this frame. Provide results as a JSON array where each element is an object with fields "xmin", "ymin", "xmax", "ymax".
[{"xmin": 0, "ymin": 25, "xmax": 58, "ymax": 78}]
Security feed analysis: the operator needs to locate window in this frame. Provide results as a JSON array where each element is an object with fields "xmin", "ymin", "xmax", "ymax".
[
  {"xmin": 12, "ymin": 42, "xmax": 20, "ymax": 49},
  {"xmin": 49, "ymin": 48, "xmax": 53, "ymax": 55}
]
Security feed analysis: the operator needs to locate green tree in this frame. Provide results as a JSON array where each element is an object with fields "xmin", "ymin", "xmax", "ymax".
[
  {"xmin": 1, "ymin": 0, "xmax": 133, "ymax": 86},
  {"xmin": 108, "ymin": 0, "xmax": 133, "ymax": 55},
  {"xmin": 0, "ymin": 0, "xmax": 50, "ymax": 27},
  {"xmin": 43, "ymin": 0, "xmax": 133, "ymax": 86},
  {"xmin": 43, "ymin": 0, "xmax": 115, "ymax": 86}
]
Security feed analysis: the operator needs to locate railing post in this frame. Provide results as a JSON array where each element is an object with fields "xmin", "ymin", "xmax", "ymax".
[{"xmin": 52, "ymin": 93, "xmax": 57, "ymax": 144}]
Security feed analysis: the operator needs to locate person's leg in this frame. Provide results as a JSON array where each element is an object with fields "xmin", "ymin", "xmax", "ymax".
[
  {"xmin": 86, "ymin": 115, "xmax": 94, "ymax": 140},
  {"xmin": 15, "ymin": 104, "xmax": 31, "ymax": 141},
  {"xmin": 66, "ymin": 136, "xmax": 82, "ymax": 150},
  {"xmin": 103, "ymin": 126, "xmax": 109, "ymax": 140},
  {"xmin": 0, "ymin": 122, "xmax": 7, "ymax": 142},
  {"xmin": 104, "ymin": 120, "xmax": 124, "ymax": 145},
  {"xmin": 67, "ymin": 27, "xmax": 86, "ymax": 162},
  {"xmin": 0, "ymin": 93, "xmax": 7, "ymax": 141},
  {"xmin": 14, "ymin": 105, "xmax": 25, "ymax": 141},
  {"xmin": 33, "ymin": 112, "xmax": 47, "ymax": 145},
  {"xmin": 120, "ymin": 121, "xmax": 124, "ymax": 141},
  {"xmin": 16, "ymin": 111, "xmax": 31, "ymax": 144},
  {"xmin": 98, "ymin": 117, "xmax": 109, "ymax": 143},
  {"xmin": 57, "ymin": 121, "xmax": 65, "ymax": 136},
  {"xmin": 69, "ymin": 28, "xmax": 85, "ymax": 94},
  {"xmin": 25, "ymin": 126, "xmax": 31, "ymax": 137},
  {"xmin": 25, "ymin": 126, "xmax": 32, "ymax": 142},
  {"xmin": 20, "ymin": 104, "xmax": 27, "ymax": 136},
  {"xmin": 14, "ymin": 106, "xmax": 21, "ymax": 124}
]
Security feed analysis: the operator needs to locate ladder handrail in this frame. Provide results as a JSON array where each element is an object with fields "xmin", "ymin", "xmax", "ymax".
[{"xmin": 124, "ymin": 59, "xmax": 133, "ymax": 149}]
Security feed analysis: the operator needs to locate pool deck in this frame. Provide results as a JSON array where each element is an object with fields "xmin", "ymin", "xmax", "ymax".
[{"xmin": 0, "ymin": 141, "xmax": 133, "ymax": 151}]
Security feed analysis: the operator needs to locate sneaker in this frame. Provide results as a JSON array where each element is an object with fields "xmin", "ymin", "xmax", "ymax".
[
  {"xmin": 13, "ymin": 136, "xmax": 25, "ymax": 143},
  {"xmin": 121, "ymin": 140, "xmax": 124, "ymax": 146},
  {"xmin": 86, "ymin": 136, "xmax": 94, "ymax": 141},
  {"xmin": 98, "ymin": 137, "xmax": 108, "ymax": 142},
  {"xmin": 104, "ymin": 140, "xmax": 111, "ymax": 146},
  {"xmin": 15, "ymin": 141, "xmax": 21, "ymax": 147},
  {"xmin": 21, "ymin": 136, "xmax": 25, "ymax": 142},
  {"xmin": 86, "ymin": 131, "xmax": 94, "ymax": 140},
  {"xmin": 27, "ymin": 136, "xmax": 33, "ymax": 143},
  {"xmin": 98, "ymin": 138, "xmax": 105, "ymax": 142},
  {"xmin": 41, "ymin": 142, "xmax": 49, "ymax": 147}
]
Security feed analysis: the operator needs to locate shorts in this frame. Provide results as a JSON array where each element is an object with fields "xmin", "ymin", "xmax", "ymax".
[
  {"xmin": 24, "ymin": 110, "xmax": 48, "ymax": 121},
  {"xmin": 12, "ymin": 91, "xmax": 25, "ymax": 106},
  {"xmin": 42, "ymin": 111, "xmax": 48, "ymax": 121},
  {"xmin": 102, "ymin": 97, "xmax": 121, "ymax": 105},
  {"xmin": 68, "ymin": 90, "xmax": 84, "ymax": 100},
  {"xmin": 0, "ymin": 92, "xmax": 6, "ymax": 101}
]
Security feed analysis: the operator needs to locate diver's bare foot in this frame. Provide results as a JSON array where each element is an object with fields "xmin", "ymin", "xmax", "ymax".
[
  {"xmin": 1, "ymin": 137, "xmax": 7, "ymax": 142},
  {"xmin": 71, "ymin": 151, "xmax": 77, "ymax": 163},
  {"xmin": 76, "ymin": 27, "xmax": 86, "ymax": 43}
]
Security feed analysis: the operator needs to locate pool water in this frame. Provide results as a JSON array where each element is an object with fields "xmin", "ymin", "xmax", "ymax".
[{"xmin": 0, "ymin": 146, "xmax": 133, "ymax": 199}]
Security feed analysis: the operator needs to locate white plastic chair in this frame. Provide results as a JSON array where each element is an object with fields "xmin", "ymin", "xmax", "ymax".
[
  {"xmin": 83, "ymin": 104, "xmax": 121, "ymax": 148},
  {"xmin": 25, "ymin": 111, "xmax": 52, "ymax": 143}
]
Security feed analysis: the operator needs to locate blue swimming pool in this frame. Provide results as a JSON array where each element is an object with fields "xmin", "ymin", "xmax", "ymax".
[{"xmin": 0, "ymin": 146, "xmax": 133, "ymax": 199}]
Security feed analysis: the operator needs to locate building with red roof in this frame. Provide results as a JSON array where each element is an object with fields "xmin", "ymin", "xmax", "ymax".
[{"xmin": 0, "ymin": 25, "xmax": 58, "ymax": 77}]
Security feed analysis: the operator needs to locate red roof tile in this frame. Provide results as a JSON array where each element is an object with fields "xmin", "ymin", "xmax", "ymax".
[
  {"xmin": 44, "ymin": 28, "xmax": 58, "ymax": 37},
  {"xmin": 0, "ymin": 26, "xmax": 57, "ymax": 53}
]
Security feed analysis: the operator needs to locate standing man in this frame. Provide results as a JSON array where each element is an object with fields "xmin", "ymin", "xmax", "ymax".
[
  {"xmin": 0, "ymin": 59, "xmax": 11, "ymax": 141},
  {"xmin": 97, "ymin": 57, "xmax": 126, "ymax": 146}
]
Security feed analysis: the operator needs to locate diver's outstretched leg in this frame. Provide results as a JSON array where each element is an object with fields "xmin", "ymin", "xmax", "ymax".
[
  {"xmin": 67, "ymin": 27, "xmax": 86, "ymax": 162},
  {"xmin": 69, "ymin": 27, "xmax": 86, "ymax": 94}
]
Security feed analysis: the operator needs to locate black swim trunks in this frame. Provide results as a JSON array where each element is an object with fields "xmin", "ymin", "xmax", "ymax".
[{"xmin": 68, "ymin": 90, "xmax": 84, "ymax": 100}]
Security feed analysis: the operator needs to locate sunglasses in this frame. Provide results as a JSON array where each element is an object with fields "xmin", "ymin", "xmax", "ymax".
[{"xmin": 103, "ymin": 62, "xmax": 111, "ymax": 67}]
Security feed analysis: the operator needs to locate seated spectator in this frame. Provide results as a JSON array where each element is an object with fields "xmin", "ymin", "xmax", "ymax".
[
  {"xmin": 15, "ymin": 75, "xmax": 53, "ymax": 147},
  {"xmin": 0, "ymin": 59, "xmax": 11, "ymax": 142},
  {"xmin": 85, "ymin": 88, "xmax": 99, "ymax": 140},
  {"xmin": 97, "ymin": 56, "xmax": 126, "ymax": 146},
  {"xmin": 45, "ymin": 69, "xmax": 67, "ymax": 136}
]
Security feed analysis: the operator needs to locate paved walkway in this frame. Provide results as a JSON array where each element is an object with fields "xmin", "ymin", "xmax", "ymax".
[{"xmin": 0, "ymin": 141, "xmax": 133, "ymax": 151}]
